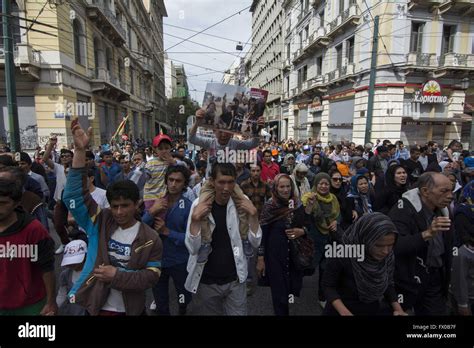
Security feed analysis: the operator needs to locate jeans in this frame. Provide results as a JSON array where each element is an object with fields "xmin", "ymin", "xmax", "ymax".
[
  {"xmin": 152, "ymin": 263, "xmax": 192, "ymax": 315},
  {"xmin": 197, "ymin": 280, "xmax": 247, "ymax": 315}
]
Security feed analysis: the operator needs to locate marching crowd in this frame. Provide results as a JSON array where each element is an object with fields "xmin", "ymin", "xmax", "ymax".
[{"xmin": 0, "ymin": 108, "xmax": 473, "ymax": 317}]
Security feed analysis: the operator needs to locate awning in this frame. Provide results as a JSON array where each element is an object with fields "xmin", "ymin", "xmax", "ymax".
[{"xmin": 402, "ymin": 115, "xmax": 469, "ymax": 123}]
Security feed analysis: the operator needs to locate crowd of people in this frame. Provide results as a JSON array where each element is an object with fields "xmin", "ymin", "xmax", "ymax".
[{"xmin": 0, "ymin": 109, "xmax": 473, "ymax": 317}]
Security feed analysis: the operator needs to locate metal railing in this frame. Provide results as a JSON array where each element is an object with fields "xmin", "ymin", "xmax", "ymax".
[{"xmin": 86, "ymin": 0, "xmax": 126, "ymax": 39}]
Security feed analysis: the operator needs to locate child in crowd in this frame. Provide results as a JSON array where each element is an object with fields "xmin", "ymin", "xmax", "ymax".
[{"xmin": 56, "ymin": 239, "xmax": 88, "ymax": 315}]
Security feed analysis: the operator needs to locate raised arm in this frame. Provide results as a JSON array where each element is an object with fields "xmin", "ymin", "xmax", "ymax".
[
  {"xmin": 62, "ymin": 118, "xmax": 99, "ymax": 237},
  {"xmin": 42, "ymin": 137, "xmax": 57, "ymax": 169}
]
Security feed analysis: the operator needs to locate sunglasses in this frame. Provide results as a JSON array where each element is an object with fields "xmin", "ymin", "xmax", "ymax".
[{"xmin": 332, "ymin": 178, "xmax": 343, "ymax": 182}]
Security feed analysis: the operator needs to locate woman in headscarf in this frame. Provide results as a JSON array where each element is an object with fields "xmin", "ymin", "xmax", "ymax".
[
  {"xmin": 304, "ymin": 172, "xmax": 341, "ymax": 308},
  {"xmin": 290, "ymin": 163, "xmax": 311, "ymax": 200},
  {"xmin": 257, "ymin": 174, "xmax": 312, "ymax": 316},
  {"xmin": 328, "ymin": 169, "xmax": 355, "ymax": 230},
  {"xmin": 280, "ymin": 153, "xmax": 296, "ymax": 175},
  {"xmin": 347, "ymin": 174, "xmax": 375, "ymax": 218},
  {"xmin": 374, "ymin": 164, "xmax": 408, "ymax": 215},
  {"xmin": 307, "ymin": 153, "xmax": 322, "ymax": 187},
  {"xmin": 321, "ymin": 213, "xmax": 407, "ymax": 316},
  {"xmin": 454, "ymin": 180, "xmax": 474, "ymax": 247}
]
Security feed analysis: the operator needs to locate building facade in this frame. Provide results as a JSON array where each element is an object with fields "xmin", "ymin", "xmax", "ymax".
[
  {"xmin": 164, "ymin": 53, "xmax": 177, "ymax": 99},
  {"xmin": 281, "ymin": 0, "xmax": 473, "ymax": 146},
  {"xmin": 0, "ymin": 0, "xmax": 167, "ymax": 150},
  {"xmin": 249, "ymin": 0, "xmax": 285, "ymax": 138}
]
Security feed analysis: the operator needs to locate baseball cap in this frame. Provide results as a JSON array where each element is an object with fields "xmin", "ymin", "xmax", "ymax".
[
  {"xmin": 152, "ymin": 134, "xmax": 172, "ymax": 148},
  {"xmin": 61, "ymin": 240, "xmax": 87, "ymax": 267},
  {"xmin": 303, "ymin": 145, "xmax": 310, "ymax": 151},
  {"xmin": 271, "ymin": 149, "xmax": 279, "ymax": 156}
]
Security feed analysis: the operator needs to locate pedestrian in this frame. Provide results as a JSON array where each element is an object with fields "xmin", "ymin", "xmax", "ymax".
[
  {"xmin": 321, "ymin": 213, "xmax": 407, "ymax": 316},
  {"xmin": 0, "ymin": 177, "xmax": 57, "ymax": 315},
  {"xmin": 143, "ymin": 165, "xmax": 193, "ymax": 316},
  {"xmin": 184, "ymin": 163, "xmax": 261, "ymax": 315},
  {"xmin": 63, "ymin": 118, "xmax": 162, "ymax": 316},
  {"xmin": 374, "ymin": 164, "xmax": 408, "ymax": 215},
  {"xmin": 388, "ymin": 172, "xmax": 454, "ymax": 315},
  {"xmin": 257, "ymin": 173, "xmax": 312, "ymax": 315}
]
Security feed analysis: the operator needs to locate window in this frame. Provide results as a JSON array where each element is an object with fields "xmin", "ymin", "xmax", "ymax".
[
  {"xmin": 286, "ymin": 75, "xmax": 290, "ymax": 93},
  {"xmin": 73, "ymin": 19, "xmax": 85, "ymax": 65},
  {"xmin": 316, "ymin": 56, "xmax": 323, "ymax": 75},
  {"xmin": 339, "ymin": 0, "xmax": 345, "ymax": 15},
  {"xmin": 441, "ymin": 25, "xmax": 456, "ymax": 55},
  {"xmin": 299, "ymin": 31, "xmax": 303, "ymax": 49},
  {"xmin": 336, "ymin": 44, "xmax": 343, "ymax": 69},
  {"xmin": 346, "ymin": 37, "xmax": 355, "ymax": 64},
  {"xmin": 305, "ymin": 25, "xmax": 309, "ymax": 41},
  {"xmin": 130, "ymin": 67, "xmax": 134, "ymax": 94},
  {"xmin": 303, "ymin": 65, "xmax": 307, "ymax": 81},
  {"xmin": 410, "ymin": 22, "xmax": 424, "ymax": 53},
  {"xmin": 319, "ymin": 10, "xmax": 324, "ymax": 27}
]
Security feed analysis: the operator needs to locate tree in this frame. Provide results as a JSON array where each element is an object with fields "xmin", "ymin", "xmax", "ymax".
[{"xmin": 166, "ymin": 97, "xmax": 199, "ymax": 136}]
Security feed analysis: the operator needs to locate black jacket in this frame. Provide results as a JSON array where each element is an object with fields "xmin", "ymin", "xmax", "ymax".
[{"xmin": 388, "ymin": 189, "xmax": 453, "ymax": 298}]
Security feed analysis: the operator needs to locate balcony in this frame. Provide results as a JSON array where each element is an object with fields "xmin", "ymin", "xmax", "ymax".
[
  {"xmin": 292, "ymin": 47, "xmax": 309, "ymax": 64},
  {"xmin": 325, "ymin": 64, "xmax": 355, "ymax": 85},
  {"xmin": 326, "ymin": 5, "xmax": 361, "ymax": 39},
  {"xmin": 304, "ymin": 26, "xmax": 330, "ymax": 53},
  {"xmin": 406, "ymin": 52, "xmax": 439, "ymax": 69},
  {"xmin": 138, "ymin": 57, "xmax": 153, "ymax": 77},
  {"xmin": 86, "ymin": 0, "xmax": 126, "ymax": 47},
  {"xmin": 297, "ymin": 8, "xmax": 311, "ymax": 26},
  {"xmin": 433, "ymin": 53, "xmax": 474, "ymax": 78},
  {"xmin": 89, "ymin": 67, "xmax": 130, "ymax": 101},
  {"xmin": 408, "ymin": 0, "xmax": 445, "ymax": 10},
  {"xmin": 281, "ymin": 57, "xmax": 291, "ymax": 71},
  {"xmin": 0, "ymin": 44, "xmax": 41, "ymax": 80}
]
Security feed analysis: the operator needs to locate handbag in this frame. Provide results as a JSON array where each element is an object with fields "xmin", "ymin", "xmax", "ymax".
[{"xmin": 289, "ymin": 235, "xmax": 315, "ymax": 271}]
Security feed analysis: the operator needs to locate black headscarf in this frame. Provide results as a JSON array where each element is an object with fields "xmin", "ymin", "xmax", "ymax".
[
  {"xmin": 385, "ymin": 164, "xmax": 408, "ymax": 195},
  {"xmin": 342, "ymin": 212, "xmax": 398, "ymax": 303}
]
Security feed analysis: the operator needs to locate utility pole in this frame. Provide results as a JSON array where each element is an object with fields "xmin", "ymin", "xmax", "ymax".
[
  {"xmin": 2, "ymin": 0, "xmax": 21, "ymax": 151},
  {"xmin": 364, "ymin": 15, "xmax": 379, "ymax": 145}
]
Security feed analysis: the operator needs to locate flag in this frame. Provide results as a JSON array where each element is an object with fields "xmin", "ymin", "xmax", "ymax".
[{"xmin": 111, "ymin": 114, "xmax": 129, "ymax": 142}]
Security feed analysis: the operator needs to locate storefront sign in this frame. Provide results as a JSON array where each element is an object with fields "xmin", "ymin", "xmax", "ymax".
[
  {"xmin": 309, "ymin": 97, "xmax": 323, "ymax": 112},
  {"xmin": 413, "ymin": 80, "xmax": 448, "ymax": 104}
]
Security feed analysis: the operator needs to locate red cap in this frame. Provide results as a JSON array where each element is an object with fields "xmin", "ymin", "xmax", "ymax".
[{"xmin": 152, "ymin": 134, "xmax": 172, "ymax": 147}]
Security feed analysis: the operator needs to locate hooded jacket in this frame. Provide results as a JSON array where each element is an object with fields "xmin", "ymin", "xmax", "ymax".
[{"xmin": 388, "ymin": 189, "xmax": 453, "ymax": 298}]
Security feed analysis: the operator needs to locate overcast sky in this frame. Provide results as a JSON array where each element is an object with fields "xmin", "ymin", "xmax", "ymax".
[{"xmin": 163, "ymin": 0, "xmax": 252, "ymax": 104}]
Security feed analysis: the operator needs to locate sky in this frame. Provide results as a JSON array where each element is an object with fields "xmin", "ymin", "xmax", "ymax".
[{"xmin": 163, "ymin": 0, "xmax": 253, "ymax": 105}]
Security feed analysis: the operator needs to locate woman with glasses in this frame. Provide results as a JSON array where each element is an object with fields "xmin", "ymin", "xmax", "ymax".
[
  {"xmin": 304, "ymin": 172, "xmax": 341, "ymax": 309},
  {"xmin": 280, "ymin": 153, "xmax": 296, "ymax": 175},
  {"xmin": 329, "ymin": 169, "xmax": 355, "ymax": 230}
]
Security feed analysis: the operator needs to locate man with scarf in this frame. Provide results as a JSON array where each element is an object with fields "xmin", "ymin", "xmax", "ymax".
[
  {"xmin": 388, "ymin": 172, "xmax": 454, "ymax": 315},
  {"xmin": 321, "ymin": 213, "xmax": 407, "ymax": 316}
]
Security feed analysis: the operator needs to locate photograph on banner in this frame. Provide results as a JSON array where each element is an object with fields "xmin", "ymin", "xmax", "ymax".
[{"xmin": 201, "ymin": 83, "xmax": 268, "ymax": 137}]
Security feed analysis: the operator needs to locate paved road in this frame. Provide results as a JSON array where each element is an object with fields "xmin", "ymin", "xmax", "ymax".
[{"xmin": 50, "ymin": 219, "xmax": 323, "ymax": 316}]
